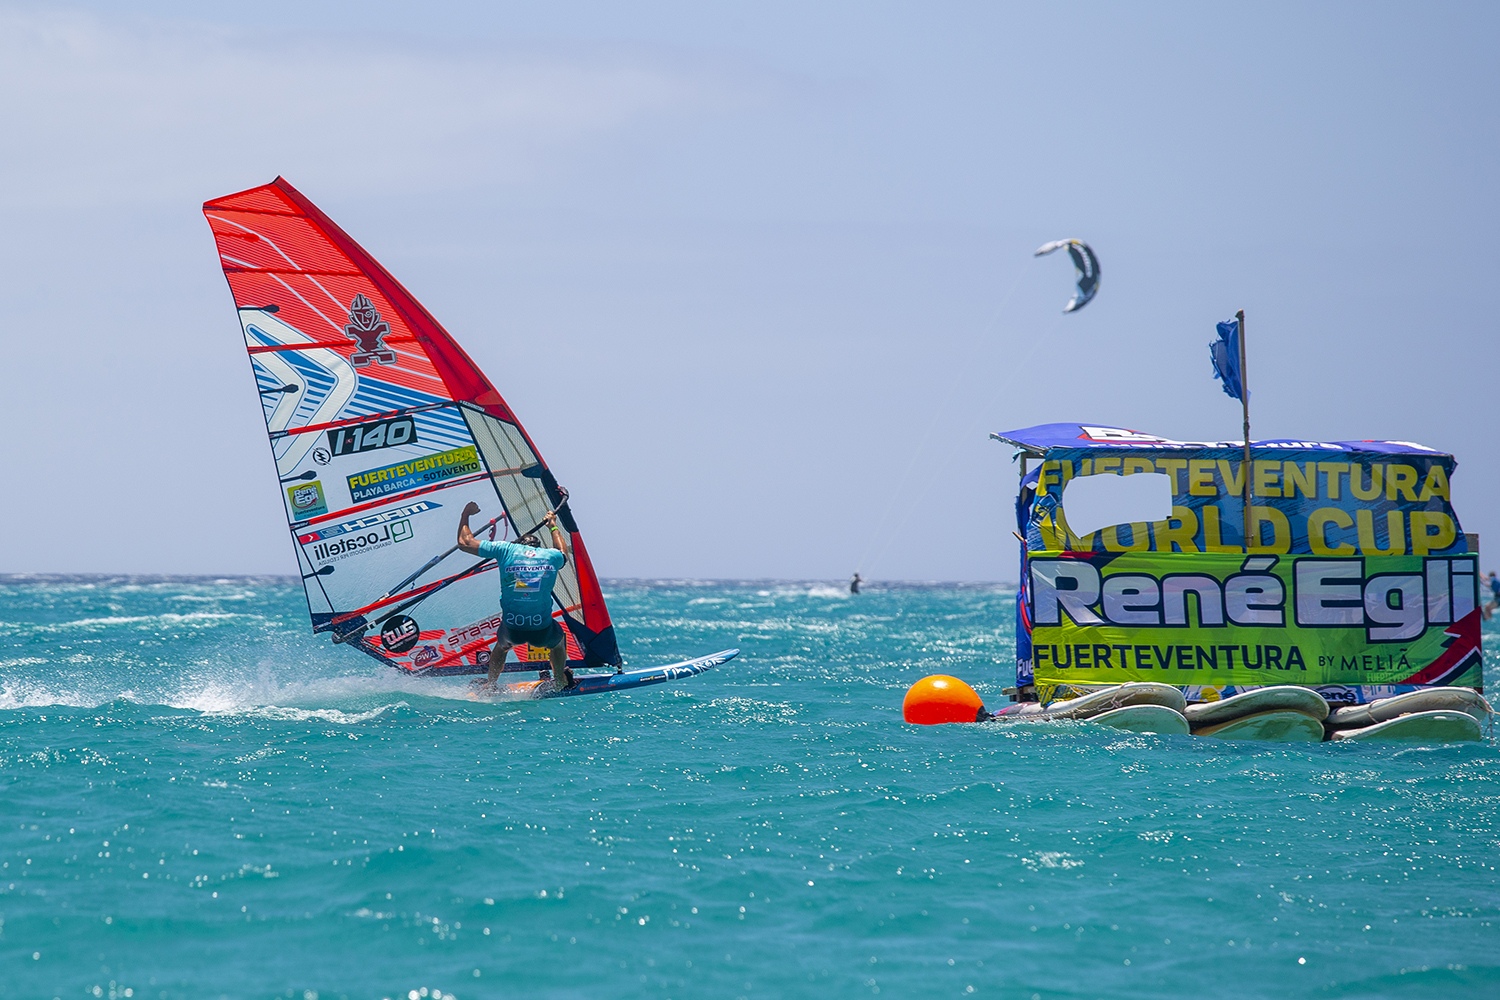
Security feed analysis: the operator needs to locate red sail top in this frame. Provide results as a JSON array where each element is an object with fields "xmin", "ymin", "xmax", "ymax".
[{"xmin": 205, "ymin": 178, "xmax": 517, "ymax": 420}]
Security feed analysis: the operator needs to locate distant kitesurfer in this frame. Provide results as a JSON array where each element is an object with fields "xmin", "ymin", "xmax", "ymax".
[
  {"xmin": 457, "ymin": 502, "xmax": 574, "ymax": 691},
  {"xmin": 850, "ymin": 573, "xmax": 862, "ymax": 595},
  {"xmin": 1484, "ymin": 571, "xmax": 1500, "ymax": 620}
]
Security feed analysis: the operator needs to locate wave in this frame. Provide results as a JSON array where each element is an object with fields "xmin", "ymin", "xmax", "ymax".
[
  {"xmin": 237, "ymin": 703, "xmax": 408, "ymax": 725},
  {"xmin": 801, "ymin": 586, "xmax": 851, "ymax": 599},
  {"xmin": 0, "ymin": 680, "xmax": 105, "ymax": 710},
  {"xmin": 7, "ymin": 612, "xmax": 258, "ymax": 633},
  {"xmin": 0, "ymin": 656, "xmax": 487, "ymax": 717}
]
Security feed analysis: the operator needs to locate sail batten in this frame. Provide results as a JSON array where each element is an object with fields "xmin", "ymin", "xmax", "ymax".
[{"xmin": 205, "ymin": 177, "xmax": 620, "ymax": 675}]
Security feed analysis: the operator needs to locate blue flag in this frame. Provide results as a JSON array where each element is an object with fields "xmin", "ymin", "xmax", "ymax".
[{"xmin": 1209, "ymin": 318, "xmax": 1245, "ymax": 401}]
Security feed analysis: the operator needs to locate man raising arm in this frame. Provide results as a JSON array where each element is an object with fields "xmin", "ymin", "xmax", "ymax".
[{"xmin": 458, "ymin": 501, "xmax": 573, "ymax": 691}]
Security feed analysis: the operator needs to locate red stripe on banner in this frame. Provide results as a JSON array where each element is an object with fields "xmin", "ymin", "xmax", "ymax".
[{"xmin": 1398, "ymin": 610, "xmax": 1482, "ymax": 685}]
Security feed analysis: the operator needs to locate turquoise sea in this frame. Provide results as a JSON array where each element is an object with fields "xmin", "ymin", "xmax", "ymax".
[{"xmin": 2, "ymin": 577, "xmax": 1497, "ymax": 1000}]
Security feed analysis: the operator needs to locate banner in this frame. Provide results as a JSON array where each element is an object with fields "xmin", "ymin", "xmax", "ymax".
[
  {"xmin": 1027, "ymin": 551, "xmax": 1483, "ymax": 697},
  {"xmin": 1024, "ymin": 447, "xmax": 1464, "ymax": 557}
]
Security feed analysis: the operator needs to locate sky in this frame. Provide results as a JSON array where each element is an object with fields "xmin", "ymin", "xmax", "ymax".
[{"xmin": 2, "ymin": 1, "xmax": 1497, "ymax": 581}]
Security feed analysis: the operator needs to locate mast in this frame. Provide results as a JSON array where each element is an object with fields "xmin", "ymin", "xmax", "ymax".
[{"xmin": 1237, "ymin": 309, "xmax": 1251, "ymax": 551}]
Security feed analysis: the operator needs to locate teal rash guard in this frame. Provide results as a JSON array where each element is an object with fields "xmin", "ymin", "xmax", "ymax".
[{"xmin": 476, "ymin": 539, "xmax": 566, "ymax": 629}]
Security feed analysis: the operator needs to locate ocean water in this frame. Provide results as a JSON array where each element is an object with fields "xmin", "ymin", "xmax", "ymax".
[{"xmin": 2, "ymin": 577, "xmax": 1498, "ymax": 1000}]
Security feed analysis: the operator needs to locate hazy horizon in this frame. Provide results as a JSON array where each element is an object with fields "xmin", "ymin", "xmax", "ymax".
[{"xmin": 0, "ymin": 573, "xmax": 1018, "ymax": 587}]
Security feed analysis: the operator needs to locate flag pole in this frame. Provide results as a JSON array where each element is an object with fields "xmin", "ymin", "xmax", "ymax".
[{"xmin": 1237, "ymin": 308, "xmax": 1251, "ymax": 551}]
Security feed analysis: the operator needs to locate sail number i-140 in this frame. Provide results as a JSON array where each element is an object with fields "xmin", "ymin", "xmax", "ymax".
[{"xmin": 326, "ymin": 416, "xmax": 417, "ymax": 457}]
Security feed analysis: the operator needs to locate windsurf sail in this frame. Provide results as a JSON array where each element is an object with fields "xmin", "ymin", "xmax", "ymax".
[{"xmin": 203, "ymin": 177, "xmax": 620, "ymax": 676}]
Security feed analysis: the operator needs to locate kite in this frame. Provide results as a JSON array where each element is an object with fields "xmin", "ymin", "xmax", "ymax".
[{"xmin": 1034, "ymin": 239, "xmax": 1100, "ymax": 313}]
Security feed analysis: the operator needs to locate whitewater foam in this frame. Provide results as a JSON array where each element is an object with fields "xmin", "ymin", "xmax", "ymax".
[{"xmin": 21, "ymin": 612, "xmax": 256, "ymax": 632}]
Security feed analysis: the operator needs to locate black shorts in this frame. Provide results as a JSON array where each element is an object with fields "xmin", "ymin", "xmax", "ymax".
[{"xmin": 496, "ymin": 619, "xmax": 565, "ymax": 650}]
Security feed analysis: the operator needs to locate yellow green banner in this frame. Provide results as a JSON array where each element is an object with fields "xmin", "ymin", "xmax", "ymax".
[{"xmin": 1026, "ymin": 550, "xmax": 1482, "ymax": 692}]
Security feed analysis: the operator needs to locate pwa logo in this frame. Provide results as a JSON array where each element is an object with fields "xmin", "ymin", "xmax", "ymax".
[{"xmin": 1030, "ymin": 555, "xmax": 1478, "ymax": 643}]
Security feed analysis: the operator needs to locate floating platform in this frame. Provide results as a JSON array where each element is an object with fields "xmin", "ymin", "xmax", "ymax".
[{"xmin": 909, "ymin": 677, "xmax": 1490, "ymax": 743}]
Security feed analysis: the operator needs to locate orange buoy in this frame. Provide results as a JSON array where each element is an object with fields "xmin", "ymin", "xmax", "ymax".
[{"xmin": 903, "ymin": 674, "xmax": 989, "ymax": 725}]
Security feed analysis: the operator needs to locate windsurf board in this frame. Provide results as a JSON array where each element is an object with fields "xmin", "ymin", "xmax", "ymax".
[
  {"xmin": 1000, "ymin": 682, "xmax": 1187, "ymax": 720},
  {"xmin": 1329, "ymin": 709, "xmax": 1483, "ymax": 743},
  {"xmin": 468, "ymin": 648, "xmax": 738, "ymax": 701},
  {"xmin": 1326, "ymin": 688, "xmax": 1491, "ymax": 728},
  {"xmin": 1186, "ymin": 686, "xmax": 1330, "ymax": 727},
  {"xmin": 1193, "ymin": 709, "xmax": 1326, "ymax": 742},
  {"xmin": 1088, "ymin": 704, "xmax": 1190, "ymax": 735}
]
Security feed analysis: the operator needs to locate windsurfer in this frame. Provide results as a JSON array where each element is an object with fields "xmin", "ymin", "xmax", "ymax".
[{"xmin": 457, "ymin": 501, "xmax": 574, "ymax": 691}]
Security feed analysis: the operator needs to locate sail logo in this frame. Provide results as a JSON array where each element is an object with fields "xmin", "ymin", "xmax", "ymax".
[
  {"xmin": 348, "ymin": 446, "xmax": 482, "ymax": 503},
  {"xmin": 380, "ymin": 614, "xmax": 421, "ymax": 653},
  {"xmin": 298, "ymin": 500, "xmax": 441, "ymax": 544},
  {"xmin": 326, "ymin": 416, "xmax": 417, "ymax": 457},
  {"xmin": 305, "ymin": 519, "xmax": 414, "ymax": 563},
  {"xmin": 286, "ymin": 480, "xmax": 328, "ymax": 520},
  {"xmin": 448, "ymin": 612, "xmax": 505, "ymax": 648},
  {"xmin": 345, "ymin": 293, "xmax": 397, "ymax": 367}
]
